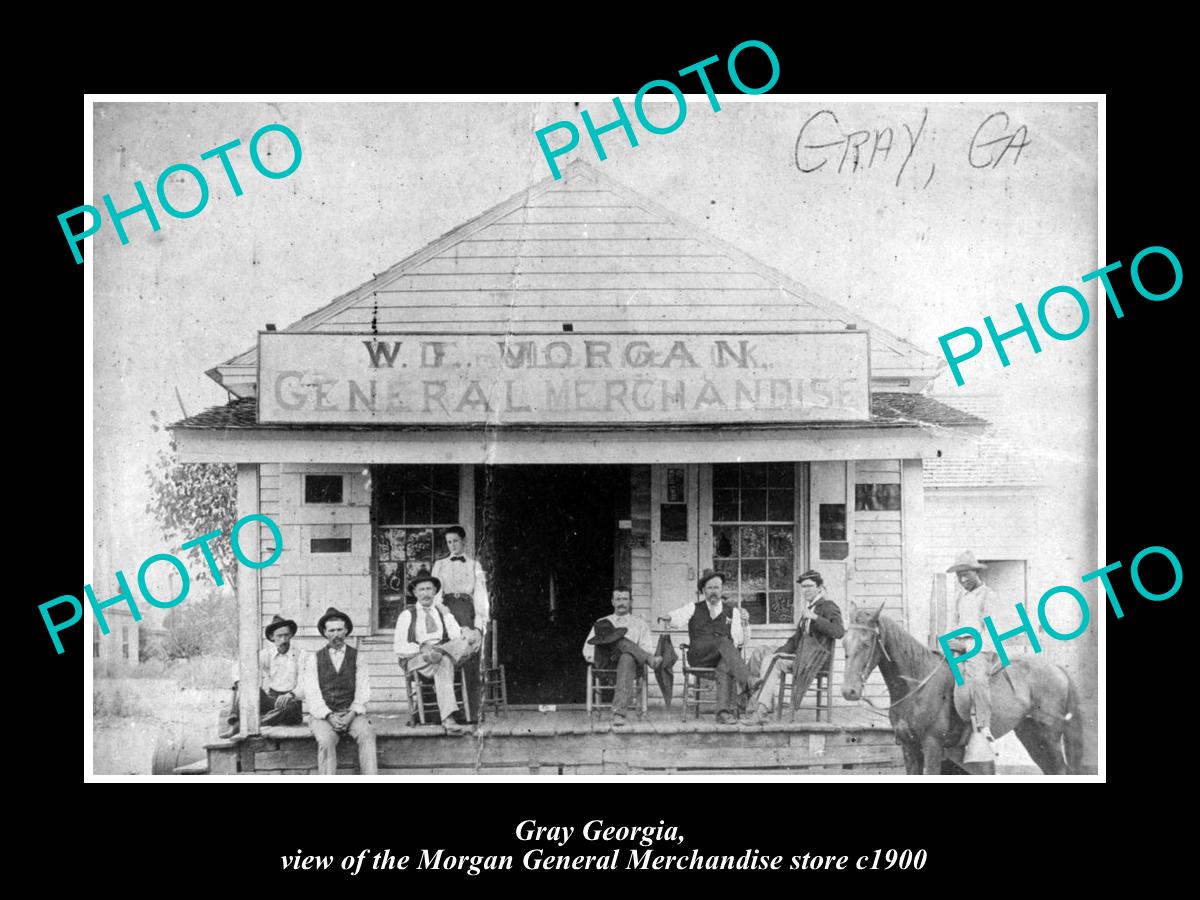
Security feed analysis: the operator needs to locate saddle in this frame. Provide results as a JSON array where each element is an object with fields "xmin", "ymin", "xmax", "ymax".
[{"xmin": 948, "ymin": 652, "xmax": 1028, "ymax": 725}]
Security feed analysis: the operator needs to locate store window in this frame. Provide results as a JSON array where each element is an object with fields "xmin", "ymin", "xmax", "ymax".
[
  {"xmin": 373, "ymin": 465, "xmax": 460, "ymax": 629},
  {"xmin": 304, "ymin": 474, "xmax": 344, "ymax": 504},
  {"xmin": 711, "ymin": 462, "xmax": 796, "ymax": 624},
  {"xmin": 855, "ymin": 483, "xmax": 901, "ymax": 511}
]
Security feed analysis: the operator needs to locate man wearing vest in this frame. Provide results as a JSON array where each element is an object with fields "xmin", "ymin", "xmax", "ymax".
[
  {"xmin": 394, "ymin": 569, "xmax": 473, "ymax": 735},
  {"xmin": 430, "ymin": 525, "xmax": 489, "ymax": 723},
  {"xmin": 302, "ymin": 607, "xmax": 377, "ymax": 776},
  {"xmin": 665, "ymin": 570, "xmax": 753, "ymax": 725}
]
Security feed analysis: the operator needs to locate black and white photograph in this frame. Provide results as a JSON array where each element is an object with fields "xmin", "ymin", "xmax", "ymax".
[{"xmin": 86, "ymin": 97, "xmax": 1101, "ymax": 779}]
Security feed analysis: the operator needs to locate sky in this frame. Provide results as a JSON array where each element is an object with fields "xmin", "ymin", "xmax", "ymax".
[{"xmin": 91, "ymin": 99, "xmax": 1098, "ymax": 592}]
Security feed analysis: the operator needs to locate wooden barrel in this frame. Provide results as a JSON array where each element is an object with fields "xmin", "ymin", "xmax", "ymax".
[{"xmin": 152, "ymin": 732, "xmax": 208, "ymax": 775}]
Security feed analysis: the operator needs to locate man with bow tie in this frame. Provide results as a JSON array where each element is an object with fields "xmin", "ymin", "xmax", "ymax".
[
  {"xmin": 395, "ymin": 569, "xmax": 473, "ymax": 734},
  {"xmin": 431, "ymin": 525, "xmax": 490, "ymax": 722}
]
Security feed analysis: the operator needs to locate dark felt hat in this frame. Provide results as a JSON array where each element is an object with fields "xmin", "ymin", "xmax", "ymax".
[
  {"xmin": 317, "ymin": 606, "xmax": 353, "ymax": 636},
  {"xmin": 588, "ymin": 619, "xmax": 629, "ymax": 646},
  {"xmin": 697, "ymin": 568, "xmax": 725, "ymax": 592},
  {"xmin": 264, "ymin": 614, "xmax": 297, "ymax": 640},
  {"xmin": 408, "ymin": 568, "xmax": 441, "ymax": 593}
]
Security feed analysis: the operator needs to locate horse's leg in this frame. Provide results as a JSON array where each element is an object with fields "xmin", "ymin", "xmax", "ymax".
[
  {"xmin": 901, "ymin": 742, "xmax": 923, "ymax": 775},
  {"xmin": 1014, "ymin": 720, "xmax": 1066, "ymax": 775},
  {"xmin": 921, "ymin": 737, "xmax": 944, "ymax": 775}
]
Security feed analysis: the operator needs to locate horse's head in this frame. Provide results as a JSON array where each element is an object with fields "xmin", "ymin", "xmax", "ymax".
[{"xmin": 841, "ymin": 601, "xmax": 886, "ymax": 701}]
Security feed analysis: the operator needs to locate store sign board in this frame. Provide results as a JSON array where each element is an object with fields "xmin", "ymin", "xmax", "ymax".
[{"xmin": 258, "ymin": 331, "xmax": 871, "ymax": 425}]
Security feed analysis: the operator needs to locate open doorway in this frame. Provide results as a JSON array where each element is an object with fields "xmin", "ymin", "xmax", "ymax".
[{"xmin": 478, "ymin": 465, "xmax": 627, "ymax": 705}]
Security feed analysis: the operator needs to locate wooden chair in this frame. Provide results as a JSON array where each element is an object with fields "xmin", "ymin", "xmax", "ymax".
[
  {"xmin": 586, "ymin": 662, "xmax": 649, "ymax": 717},
  {"xmin": 480, "ymin": 619, "xmax": 508, "ymax": 717},
  {"xmin": 775, "ymin": 650, "xmax": 835, "ymax": 722},
  {"xmin": 679, "ymin": 642, "xmax": 741, "ymax": 721},
  {"xmin": 405, "ymin": 665, "xmax": 470, "ymax": 725}
]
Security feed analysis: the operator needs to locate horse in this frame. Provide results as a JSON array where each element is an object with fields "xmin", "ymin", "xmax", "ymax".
[{"xmin": 839, "ymin": 603, "xmax": 1086, "ymax": 775}]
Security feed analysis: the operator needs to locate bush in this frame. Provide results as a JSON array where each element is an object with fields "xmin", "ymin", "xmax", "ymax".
[
  {"xmin": 94, "ymin": 686, "xmax": 150, "ymax": 718},
  {"xmin": 161, "ymin": 591, "xmax": 238, "ymax": 660}
]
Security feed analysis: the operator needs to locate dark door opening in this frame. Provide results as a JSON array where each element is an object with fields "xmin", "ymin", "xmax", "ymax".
[{"xmin": 478, "ymin": 465, "xmax": 627, "ymax": 705}]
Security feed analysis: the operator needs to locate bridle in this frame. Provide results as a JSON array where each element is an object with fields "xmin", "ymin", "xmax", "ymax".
[{"xmin": 844, "ymin": 622, "xmax": 939, "ymax": 714}]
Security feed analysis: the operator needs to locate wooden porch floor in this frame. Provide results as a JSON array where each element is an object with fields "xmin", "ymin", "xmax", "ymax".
[{"xmin": 204, "ymin": 706, "xmax": 902, "ymax": 775}]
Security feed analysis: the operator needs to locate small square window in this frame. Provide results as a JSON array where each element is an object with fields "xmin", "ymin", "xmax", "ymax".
[
  {"xmin": 819, "ymin": 504, "xmax": 846, "ymax": 541},
  {"xmin": 311, "ymin": 537, "xmax": 352, "ymax": 553},
  {"xmin": 305, "ymin": 475, "xmax": 344, "ymax": 504},
  {"xmin": 855, "ymin": 483, "xmax": 902, "ymax": 511}
]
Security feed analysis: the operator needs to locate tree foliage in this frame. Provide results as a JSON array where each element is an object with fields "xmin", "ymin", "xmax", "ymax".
[
  {"xmin": 161, "ymin": 590, "xmax": 238, "ymax": 659},
  {"xmin": 144, "ymin": 410, "xmax": 238, "ymax": 585}
]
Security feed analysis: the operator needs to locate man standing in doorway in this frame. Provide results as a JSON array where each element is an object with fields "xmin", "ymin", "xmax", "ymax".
[
  {"xmin": 947, "ymin": 551, "xmax": 998, "ymax": 748},
  {"xmin": 303, "ymin": 607, "xmax": 377, "ymax": 776},
  {"xmin": 582, "ymin": 587, "xmax": 663, "ymax": 728},
  {"xmin": 431, "ymin": 525, "xmax": 489, "ymax": 722},
  {"xmin": 665, "ymin": 570, "xmax": 753, "ymax": 725}
]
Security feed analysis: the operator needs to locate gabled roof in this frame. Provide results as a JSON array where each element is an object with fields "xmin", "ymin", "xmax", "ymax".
[
  {"xmin": 923, "ymin": 395, "xmax": 1040, "ymax": 488},
  {"xmin": 212, "ymin": 161, "xmax": 943, "ymax": 393}
]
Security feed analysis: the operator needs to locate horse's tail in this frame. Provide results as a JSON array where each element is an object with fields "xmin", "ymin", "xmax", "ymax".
[{"xmin": 1062, "ymin": 668, "xmax": 1086, "ymax": 774}]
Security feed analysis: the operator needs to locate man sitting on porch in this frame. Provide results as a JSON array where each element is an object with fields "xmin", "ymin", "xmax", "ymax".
[
  {"xmin": 664, "ymin": 570, "xmax": 753, "ymax": 725},
  {"xmin": 219, "ymin": 614, "xmax": 306, "ymax": 738},
  {"xmin": 303, "ymin": 607, "xmax": 378, "ymax": 776},
  {"xmin": 582, "ymin": 587, "xmax": 662, "ymax": 728},
  {"xmin": 394, "ymin": 570, "xmax": 473, "ymax": 735},
  {"xmin": 749, "ymin": 569, "xmax": 844, "ymax": 723}
]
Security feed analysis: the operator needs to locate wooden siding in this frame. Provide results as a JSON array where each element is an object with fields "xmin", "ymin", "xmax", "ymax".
[
  {"xmin": 219, "ymin": 164, "xmax": 938, "ymax": 381},
  {"xmin": 631, "ymin": 466, "xmax": 652, "ymax": 621}
]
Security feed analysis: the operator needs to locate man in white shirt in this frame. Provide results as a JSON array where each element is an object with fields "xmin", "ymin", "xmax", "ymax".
[
  {"xmin": 430, "ymin": 525, "xmax": 489, "ymax": 722},
  {"xmin": 946, "ymin": 551, "xmax": 998, "ymax": 745},
  {"xmin": 394, "ymin": 570, "xmax": 473, "ymax": 734},
  {"xmin": 582, "ymin": 586, "xmax": 662, "ymax": 727},
  {"xmin": 303, "ymin": 607, "xmax": 377, "ymax": 776},
  {"xmin": 664, "ymin": 570, "xmax": 752, "ymax": 725},
  {"xmin": 219, "ymin": 614, "xmax": 306, "ymax": 737}
]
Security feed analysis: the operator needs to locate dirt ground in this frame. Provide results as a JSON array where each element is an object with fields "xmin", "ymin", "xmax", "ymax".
[{"xmin": 93, "ymin": 677, "xmax": 227, "ymax": 775}]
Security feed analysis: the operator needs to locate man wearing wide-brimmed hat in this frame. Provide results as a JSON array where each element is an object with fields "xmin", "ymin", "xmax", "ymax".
[
  {"xmin": 582, "ymin": 587, "xmax": 663, "ymax": 728},
  {"xmin": 219, "ymin": 614, "xmax": 307, "ymax": 737},
  {"xmin": 394, "ymin": 569, "xmax": 473, "ymax": 734},
  {"xmin": 302, "ymin": 607, "xmax": 377, "ymax": 775},
  {"xmin": 663, "ymin": 569, "xmax": 753, "ymax": 725},
  {"xmin": 946, "ymin": 551, "xmax": 997, "ymax": 746}
]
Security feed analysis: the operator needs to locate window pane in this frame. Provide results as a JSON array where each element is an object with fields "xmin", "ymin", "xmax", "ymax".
[
  {"xmin": 819, "ymin": 504, "xmax": 846, "ymax": 541},
  {"xmin": 768, "ymin": 525, "xmax": 795, "ymax": 558},
  {"xmin": 742, "ymin": 463, "xmax": 768, "ymax": 487},
  {"xmin": 713, "ymin": 489, "xmax": 739, "ymax": 522},
  {"xmin": 767, "ymin": 462, "xmax": 794, "ymax": 488},
  {"xmin": 769, "ymin": 593, "xmax": 794, "ymax": 624},
  {"xmin": 741, "ymin": 489, "xmax": 767, "ymax": 521},
  {"xmin": 433, "ymin": 465, "xmax": 459, "ymax": 492},
  {"xmin": 712, "ymin": 464, "xmax": 739, "ymax": 488},
  {"xmin": 305, "ymin": 474, "xmax": 344, "ymax": 504},
  {"xmin": 713, "ymin": 526, "xmax": 737, "ymax": 559},
  {"xmin": 666, "ymin": 467, "xmax": 685, "ymax": 503},
  {"xmin": 768, "ymin": 557, "xmax": 793, "ymax": 590},
  {"xmin": 311, "ymin": 537, "xmax": 352, "ymax": 553},
  {"xmin": 855, "ymin": 483, "xmax": 901, "ymax": 511},
  {"xmin": 767, "ymin": 488, "xmax": 794, "ymax": 522},
  {"xmin": 741, "ymin": 559, "xmax": 766, "ymax": 593},
  {"xmin": 660, "ymin": 504, "xmax": 688, "ymax": 541},
  {"xmin": 715, "ymin": 562, "xmax": 738, "ymax": 593},
  {"xmin": 742, "ymin": 595, "xmax": 767, "ymax": 625},
  {"xmin": 878, "ymin": 483, "xmax": 902, "ymax": 510},
  {"xmin": 404, "ymin": 491, "xmax": 431, "ymax": 524},
  {"xmin": 405, "ymin": 529, "xmax": 433, "ymax": 563},
  {"xmin": 740, "ymin": 526, "xmax": 766, "ymax": 559},
  {"xmin": 431, "ymin": 488, "xmax": 458, "ymax": 524},
  {"xmin": 820, "ymin": 541, "xmax": 850, "ymax": 561}
]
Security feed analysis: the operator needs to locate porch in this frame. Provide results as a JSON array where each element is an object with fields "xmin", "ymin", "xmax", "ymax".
[{"xmin": 204, "ymin": 706, "xmax": 903, "ymax": 775}]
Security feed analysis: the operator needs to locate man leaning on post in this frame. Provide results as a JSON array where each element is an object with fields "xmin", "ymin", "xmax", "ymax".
[{"xmin": 303, "ymin": 606, "xmax": 378, "ymax": 776}]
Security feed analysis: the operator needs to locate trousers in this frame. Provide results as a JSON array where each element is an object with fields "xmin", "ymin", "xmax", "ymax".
[
  {"xmin": 595, "ymin": 638, "xmax": 654, "ymax": 715},
  {"xmin": 405, "ymin": 651, "xmax": 463, "ymax": 722},
  {"xmin": 688, "ymin": 637, "xmax": 751, "ymax": 715},
  {"xmin": 308, "ymin": 714, "xmax": 377, "ymax": 775},
  {"xmin": 960, "ymin": 653, "xmax": 993, "ymax": 731},
  {"xmin": 259, "ymin": 688, "xmax": 303, "ymax": 726}
]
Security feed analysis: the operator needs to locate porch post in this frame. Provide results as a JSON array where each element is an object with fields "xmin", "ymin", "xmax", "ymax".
[
  {"xmin": 901, "ymin": 459, "xmax": 928, "ymax": 642},
  {"xmin": 237, "ymin": 463, "xmax": 262, "ymax": 735}
]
